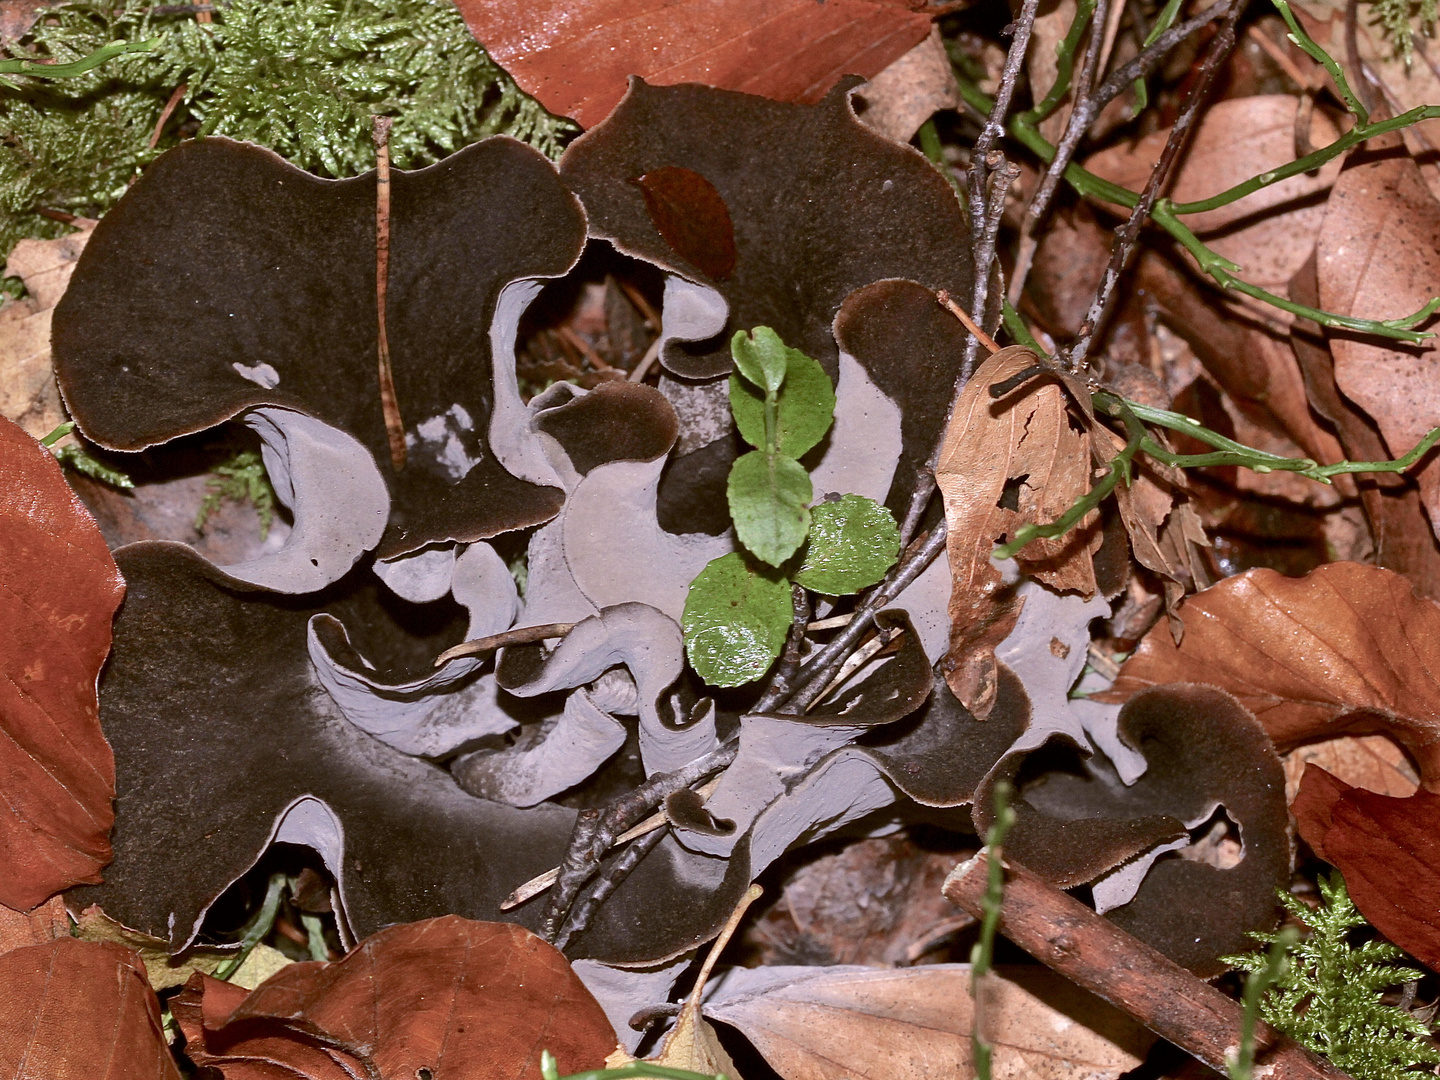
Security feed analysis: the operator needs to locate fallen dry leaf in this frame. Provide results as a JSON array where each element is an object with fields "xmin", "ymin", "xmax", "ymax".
[
  {"xmin": 1085, "ymin": 95, "xmax": 1342, "ymax": 234},
  {"xmin": 703, "ymin": 964, "xmax": 1156, "ymax": 1080},
  {"xmin": 1292, "ymin": 766, "xmax": 1440, "ymax": 970},
  {"xmin": 0, "ymin": 895, "xmax": 67, "ymax": 955},
  {"xmin": 1104, "ymin": 561, "xmax": 1440, "ymax": 786},
  {"xmin": 854, "ymin": 26, "xmax": 962, "ymax": 143},
  {"xmin": 1289, "ymin": 252, "xmax": 1440, "ymax": 598},
  {"xmin": 74, "ymin": 905, "xmax": 292, "ymax": 991},
  {"xmin": 936, "ymin": 346, "xmax": 1096, "ymax": 718},
  {"xmin": 0, "ymin": 222, "xmax": 91, "ymax": 438},
  {"xmin": 1316, "ymin": 140, "xmax": 1440, "ymax": 540},
  {"xmin": 1282, "ymin": 735, "xmax": 1419, "ymax": 806},
  {"xmin": 453, "ymin": 0, "xmax": 933, "ymax": 129},
  {"xmin": 0, "ymin": 937, "xmax": 180, "ymax": 1080},
  {"xmin": 177, "ymin": 917, "xmax": 617, "ymax": 1080},
  {"xmin": 0, "ymin": 414, "xmax": 123, "ymax": 911}
]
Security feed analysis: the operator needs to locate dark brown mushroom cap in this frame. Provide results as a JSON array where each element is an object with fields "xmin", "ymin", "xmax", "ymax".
[
  {"xmin": 975, "ymin": 683, "xmax": 1289, "ymax": 977},
  {"xmin": 533, "ymin": 380, "xmax": 680, "ymax": 476},
  {"xmin": 76, "ymin": 541, "xmax": 753, "ymax": 965},
  {"xmin": 53, "ymin": 137, "xmax": 586, "ymax": 560},
  {"xmin": 559, "ymin": 78, "xmax": 974, "ymax": 381}
]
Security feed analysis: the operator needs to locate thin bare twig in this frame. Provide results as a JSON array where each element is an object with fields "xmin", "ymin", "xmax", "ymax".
[
  {"xmin": 433, "ymin": 622, "xmax": 576, "ymax": 666},
  {"xmin": 753, "ymin": 584, "xmax": 813, "ymax": 713},
  {"xmin": 1067, "ymin": 0, "xmax": 1249, "ymax": 369},
  {"xmin": 147, "ymin": 83, "xmax": 186, "ymax": 149},
  {"xmin": 372, "ymin": 116, "xmax": 407, "ymax": 471},
  {"xmin": 1010, "ymin": 0, "xmax": 1111, "ymax": 303}
]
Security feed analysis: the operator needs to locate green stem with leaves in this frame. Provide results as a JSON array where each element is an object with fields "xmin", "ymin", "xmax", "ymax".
[
  {"xmin": 953, "ymin": 0, "xmax": 1440, "ymax": 345},
  {"xmin": 1229, "ymin": 928, "xmax": 1301, "ymax": 1080},
  {"xmin": 970, "ymin": 781, "xmax": 1017, "ymax": 1080}
]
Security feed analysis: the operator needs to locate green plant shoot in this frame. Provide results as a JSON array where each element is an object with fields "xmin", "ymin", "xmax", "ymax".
[
  {"xmin": 1229, "ymin": 927, "xmax": 1299, "ymax": 1080},
  {"xmin": 541, "ymin": 1049, "xmax": 725, "ymax": 1080},
  {"xmin": 682, "ymin": 328, "xmax": 901, "ymax": 688},
  {"xmin": 971, "ymin": 780, "xmax": 1016, "ymax": 1080}
]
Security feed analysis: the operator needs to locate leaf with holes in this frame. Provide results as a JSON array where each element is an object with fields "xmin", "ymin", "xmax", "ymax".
[
  {"xmin": 682, "ymin": 552, "xmax": 792, "ymax": 687},
  {"xmin": 794, "ymin": 494, "xmax": 899, "ymax": 595}
]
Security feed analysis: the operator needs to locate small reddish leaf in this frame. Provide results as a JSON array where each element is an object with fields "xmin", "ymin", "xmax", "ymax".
[
  {"xmin": 179, "ymin": 917, "xmax": 617, "ymax": 1079},
  {"xmin": 1294, "ymin": 766, "xmax": 1440, "ymax": 971},
  {"xmin": 0, "ymin": 938, "xmax": 180, "ymax": 1080},
  {"xmin": 633, "ymin": 166, "xmax": 738, "ymax": 281},
  {"xmin": 0, "ymin": 414, "xmax": 123, "ymax": 910},
  {"xmin": 454, "ymin": 0, "xmax": 932, "ymax": 128}
]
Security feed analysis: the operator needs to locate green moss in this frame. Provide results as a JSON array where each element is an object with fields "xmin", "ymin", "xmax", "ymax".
[
  {"xmin": 1, "ymin": 0, "xmax": 573, "ymax": 259},
  {"xmin": 1225, "ymin": 874, "xmax": 1440, "ymax": 1080}
]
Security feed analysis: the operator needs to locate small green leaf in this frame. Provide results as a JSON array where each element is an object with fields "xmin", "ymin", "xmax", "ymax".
[
  {"xmin": 730, "ymin": 348, "xmax": 835, "ymax": 457},
  {"xmin": 794, "ymin": 494, "xmax": 900, "ymax": 595},
  {"xmin": 728, "ymin": 450, "xmax": 812, "ymax": 566},
  {"xmin": 682, "ymin": 553, "xmax": 792, "ymax": 687},
  {"xmin": 730, "ymin": 327, "xmax": 790, "ymax": 393}
]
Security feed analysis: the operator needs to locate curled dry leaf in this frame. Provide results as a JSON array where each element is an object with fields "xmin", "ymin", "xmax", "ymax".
[
  {"xmin": 853, "ymin": 26, "xmax": 962, "ymax": 143},
  {"xmin": 175, "ymin": 917, "xmax": 618, "ymax": 1080},
  {"xmin": 1282, "ymin": 734, "xmax": 1419, "ymax": 806},
  {"xmin": 0, "ymin": 938, "xmax": 180, "ymax": 1080},
  {"xmin": 1317, "ymin": 141, "xmax": 1440, "ymax": 539},
  {"xmin": 451, "ymin": 0, "xmax": 932, "ymax": 128},
  {"xmin": 935, "ymin": 346, "xmax": 1096, "ymax": 718},
  {"xmin": 1103, "ymin": 561, "xmax": 1440, "ymax": 786},
  {"xmin": 0, "ymin": 415, "xmax": 124, "ymax": 911},
  {"xmin": 0, "ymin": 222, "xmax": 91, "ymax": 437},
  {"xmin": 0, "ymin": 895, "xmax": 67, "ymax": 955},
  {"xmin": 702, "ymin": 964, "xmax": 1155, "ymax": 1080},
  {"xmin": 1292, "ymin": 766, "xmax": 1440, "ymax": 970}
]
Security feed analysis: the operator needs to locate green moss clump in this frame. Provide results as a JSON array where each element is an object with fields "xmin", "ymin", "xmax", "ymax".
[{"xmin": 1, "ymin": 0, "xmax": 574, "ymax": 259}]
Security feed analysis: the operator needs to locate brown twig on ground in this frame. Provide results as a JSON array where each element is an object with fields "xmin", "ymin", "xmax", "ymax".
[
  {"xmin": 147, "ymin": 83, "xmax": 187, "ymax": 149},
  {"xmin": 372, "ymin": 115, "xmax": 407, "ymax": 470},
  {"xmin": 943, "ymin": 854, "xmax": 1354, "ymax": 1080},
  {"xmin": 432, "ymin": 622, "xmax": 577, "ymax": 666},
  {"xmin": 538, "ymin": 738, "xmax": 741, "ymax": 943},
  {"xmin": 1067, "ymin": 0, "xmax": 1249, "ymax": 370},
  {"xmin": 753, "ymin": 584, "xmax": 813, "ymax": 713}
]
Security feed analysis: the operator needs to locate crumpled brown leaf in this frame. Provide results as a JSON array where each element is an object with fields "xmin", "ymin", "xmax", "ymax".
[
  {"xmin": 0, "ymin": 937, "xmax": 180, "ymax": 1080},
  {"xmin": 936, "ymin": 346, "xmax": 1096, "ymax": 718},
  {"xmin": 0, "ymin": 222, "xmax": 91, "ymax": 438},
  {"xmin": 0, "ymin": 414, "xmax": 123, "ymax": 911},
  {"xmin": 1103, "ymin": 561, "xmax": 1440, "ymax": 786},
  {"xmin": 702, "ymin": 964, "xmax": 1155, "ymax": 1080},
  {"xmin": 854, "ymin": 26, "xmax": 962, "ymax": 143},
  {"xmin": 175, "ymin": 917, "xmax": 618, "ymax": 1080},
  {"xmin": 452, "ymin": 0, "xmax": 933, "ymax": 129},
  {"xmin": 1316, "ymin": 140, "xmax": 1440, "ymax": 540}
]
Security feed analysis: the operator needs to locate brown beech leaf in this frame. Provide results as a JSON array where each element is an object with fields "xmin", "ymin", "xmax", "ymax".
[
  {"xmin": 703, "ymin": 964, "xmax": 1155, "ymax": 1080},
  {"xmin": 0, "ymin": 414, "xmax": 123, "ymax": 911},
  {"xmin": 1292, "ymin": 766, "xmax": 1440, "ymax": 970},
  {"xmin": 1316, "ymin": 141, "xmax": 1440, "ymax": 539},
  {"xmin": 177, "ymin": 917, "xmax": 617, "ymax": 1080},
  {"xmin": 0, "ymin": 938, "xmax": 180, "ymax": 1080},
  {"xmin": 936, "ymin": 346, "xmax": 1095, "ymax": 718},
  {"xmin": 633, "ymin": 166, "xmax": 737, "ymax": 280},
  {"xmin": 852, "ymin": 26, "xmax": 961, "ymax": 143},
  {"xmin": 1103, "ymin": 561, "xmax": 1440, "ymax": 786},
  {"xmin": 453, "ymin": 0, "xmax": 933, "ymax": 129}
]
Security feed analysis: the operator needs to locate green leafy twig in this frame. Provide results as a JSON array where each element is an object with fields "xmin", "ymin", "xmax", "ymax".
[
  {"xmin": 541, "ymin": 1052, "xmax": 723, "ymax": 1080},
  {"xmin": 1229, "ymin": 927, "xmax": 1300, "ymax": 1080},
  {"xmin": 1272, "ymin": 0, "xmax": 1369, "ymax": 121},
  {"xmin": 0, "ymin": 37, "xmax": 155, "ymax": 85},
  {"xmin": 970, "ymin": 780, "xmax": 1016, "ymax": 1080},
  {"xmin": 1131, "ymin": 0, "xmax": 1185, "ymax": 111},
  {"xmin": 995, "ymin": 391, "xmax": 1440, "ymax": 559},
  {"xmin": 953, "ymin": 0, "xmax": 1440, "ymax": 346}
]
